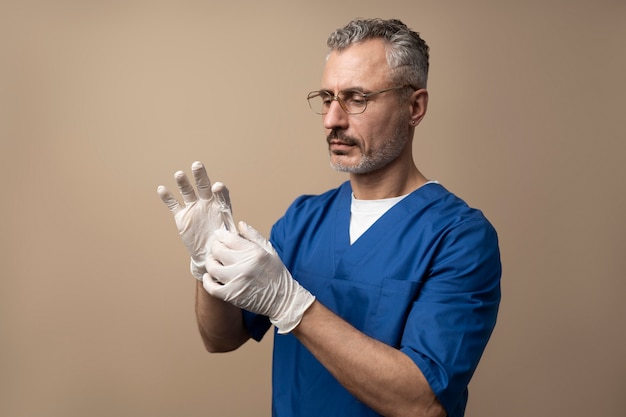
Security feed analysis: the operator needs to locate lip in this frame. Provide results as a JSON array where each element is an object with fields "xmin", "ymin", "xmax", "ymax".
[
  {"xmin": 329, "ymin": 142, "xmax": 356, "ymax": 156},
  {"xmin": 329, "ymin": 140, "xmax": 354, "ymax": 147},
  {"xmin": 329, "ymin": 142, "xmax": 355, "ymax": 152}
]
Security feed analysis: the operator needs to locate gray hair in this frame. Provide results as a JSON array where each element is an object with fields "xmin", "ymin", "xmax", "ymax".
[{"xmin": 327, "ymin": 18, "xmax": 430, "ymax": 89}]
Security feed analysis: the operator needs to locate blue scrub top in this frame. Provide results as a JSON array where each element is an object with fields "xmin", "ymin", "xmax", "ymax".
[{"xmin": 243, "ymin": 181, "xmax": 501, "ymax": 417}]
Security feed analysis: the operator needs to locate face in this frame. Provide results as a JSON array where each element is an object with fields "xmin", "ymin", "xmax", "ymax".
[{"xmin": 321, "ymin": 39, "xmax": 414, "ymax": 174}]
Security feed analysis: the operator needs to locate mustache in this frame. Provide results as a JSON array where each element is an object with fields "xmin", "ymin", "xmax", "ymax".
[{"xmin": 326, "ymin": 130, "xmax": 359, "ymax": 146}]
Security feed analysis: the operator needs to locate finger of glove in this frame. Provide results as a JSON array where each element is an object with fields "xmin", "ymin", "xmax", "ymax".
[
  {"xmin": 174, "ymin": 170, "xmax": 198, "ymax": 204},
  {"xmin": 157, "ymin": 185, "xmax": 181, "ymax": 213},
  {"xmin": 202, "ymin": 269, "xmax": 263, "ymax": 314},
  {"xmin": 201, "ymin": 272, "xmax": 232, "ymax": 299},
  {"xmin": 212, "ymin": 182, "xmax": 237, "ymax": 232},
  {"xmin": 204, "ymin": 253, "xmax": 240, "ymax": 286},
  {"xmin": 237, "ymin": 221, "xmax": 276, "ymax": 255},
  {"xmin": 191, "ymin": 161, "xmax": 213, "ymax": 201},
  {"xmin": 212, "ymin": 182, "xmax": 233, "ymax": 212},
  {"xmin": 210, "ymin": 229, "xmax": 260, "ymax": 266}
]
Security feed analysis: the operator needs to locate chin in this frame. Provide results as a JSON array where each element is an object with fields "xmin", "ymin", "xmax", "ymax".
[
  {"xmin": 330, "ymin": 161, "xmax": 371, "ymax": 174},
  {"xmin": 330, "ymin": 155, "xmax": 359, "ymax": 173}
]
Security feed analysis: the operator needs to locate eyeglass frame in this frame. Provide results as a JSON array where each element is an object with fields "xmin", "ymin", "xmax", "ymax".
[{"xmin": 306, "ymin": 84, "xmax": 415, "ymax": 115}]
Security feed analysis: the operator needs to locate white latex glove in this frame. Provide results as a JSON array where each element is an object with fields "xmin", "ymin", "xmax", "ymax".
[
  {"xmin": 204, "ymin": 222, "xmax": 316, "ymax": 334},
  {"xmin": 157, "ymin": 161, "xmax": 235, "ymax": 280}
]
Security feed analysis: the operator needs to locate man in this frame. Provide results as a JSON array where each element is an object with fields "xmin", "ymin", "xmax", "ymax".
[{"xmin": 158, "ymin": 18, "xmax": 501, "ymax": 417}]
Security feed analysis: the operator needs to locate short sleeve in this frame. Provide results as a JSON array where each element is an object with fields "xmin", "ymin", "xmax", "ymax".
[{"xmin": 400, "ymin": 219, "xmax": 501, "ymax": 416}]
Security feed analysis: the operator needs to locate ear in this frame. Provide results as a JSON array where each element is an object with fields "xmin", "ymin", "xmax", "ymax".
[{"xmin": 409, "ymin": 88, "xmax": 428, "ymax": 127}]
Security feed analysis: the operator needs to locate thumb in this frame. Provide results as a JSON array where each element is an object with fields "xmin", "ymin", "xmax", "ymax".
[
  {"xmin": 201, "ymin": 273, "xmax": 228, "ymax": 299},
  {"xmin": 236, "ymin": 221, "xmax": 275, "ymax": 254}
]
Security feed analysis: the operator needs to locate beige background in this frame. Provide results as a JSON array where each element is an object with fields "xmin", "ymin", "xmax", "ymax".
[{"xmin": 1, "ymin": 1, "xmax": 625, "ymax": 416}]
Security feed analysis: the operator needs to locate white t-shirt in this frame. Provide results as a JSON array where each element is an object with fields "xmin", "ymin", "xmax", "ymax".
[{"xmin": 349, "ymin": 181, "xmax": 438, "ymax": 244}]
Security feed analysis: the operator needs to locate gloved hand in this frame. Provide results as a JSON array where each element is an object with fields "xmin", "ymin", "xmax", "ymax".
[
  {"xmin": 157, "ymin": 161, "xmax": 235, "ymax": 280},
  {"xmin": 204, "ymin": 222, "xmax": 316, "ymax": 334}
]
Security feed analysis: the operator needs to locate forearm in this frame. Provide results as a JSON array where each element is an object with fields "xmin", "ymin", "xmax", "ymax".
[
  {"xmin": 195, "ymin": 280, "xmax": 250, "ymax": 352},
  {"xmin": 292, "ymin": 301, "xmax": 445, "ymax": 417}
]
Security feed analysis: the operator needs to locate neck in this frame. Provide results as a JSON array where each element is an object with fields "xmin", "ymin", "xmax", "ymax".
[{"xmin": 349, "ymin": 158, "xmax": 427, "ymax": 200}]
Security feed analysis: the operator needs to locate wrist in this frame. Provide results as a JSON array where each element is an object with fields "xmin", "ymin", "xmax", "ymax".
[{"xmin": 271, "ymin": 286, "xmax": 316, "ymax": 334}]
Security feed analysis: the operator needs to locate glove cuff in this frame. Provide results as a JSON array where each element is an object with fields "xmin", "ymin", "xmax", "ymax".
[
  {"xmin": 271, "ymin": 287, "xmax": 316, "ymax": 334},
  {"xmin": 190, "ymin": 258, "xmax": 206, "ymax": 281}
]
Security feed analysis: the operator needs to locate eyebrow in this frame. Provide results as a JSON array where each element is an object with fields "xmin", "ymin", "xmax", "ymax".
[{"xmin": 319, "ymin": 87, "xmax": 369, "ymax": 95}]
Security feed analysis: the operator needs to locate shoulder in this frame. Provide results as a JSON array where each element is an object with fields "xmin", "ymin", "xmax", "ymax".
[
  {"xmin": 405, "ymin": 183, "xmax": 501, "ymax": 266},
  {"xmin": 280, "ymin": 181, "xmax": 350, "ymax": 222},
  {"xmin": 414, "ymin": 184, "xmax": 501, "ymax": 284},
  {"xmin": 407, "ymin": 183, "xmax": 495, "ymax": 230},
  {"xmin": 269, "ymin": 181, "xmax": 349, "ymax": 247},
  {"xmin": 289, "ymin": 181, "xmax": 349, "ymax": 209}
]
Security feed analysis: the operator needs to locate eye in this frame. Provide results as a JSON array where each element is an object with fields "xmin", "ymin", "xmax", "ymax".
[{"xmin": 345, "ymin": 92, "xmax": 367, "ymax": 107}]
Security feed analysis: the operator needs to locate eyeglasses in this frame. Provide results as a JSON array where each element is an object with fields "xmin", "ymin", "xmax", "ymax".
[{"xmin": 306, "ymin": 85, "xmax": 413, "ymax": 115}]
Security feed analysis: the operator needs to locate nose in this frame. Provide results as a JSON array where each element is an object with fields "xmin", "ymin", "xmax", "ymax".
[{"xmin": 323, "ymin": 99, "xmax": 349, "ymax": 130}]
